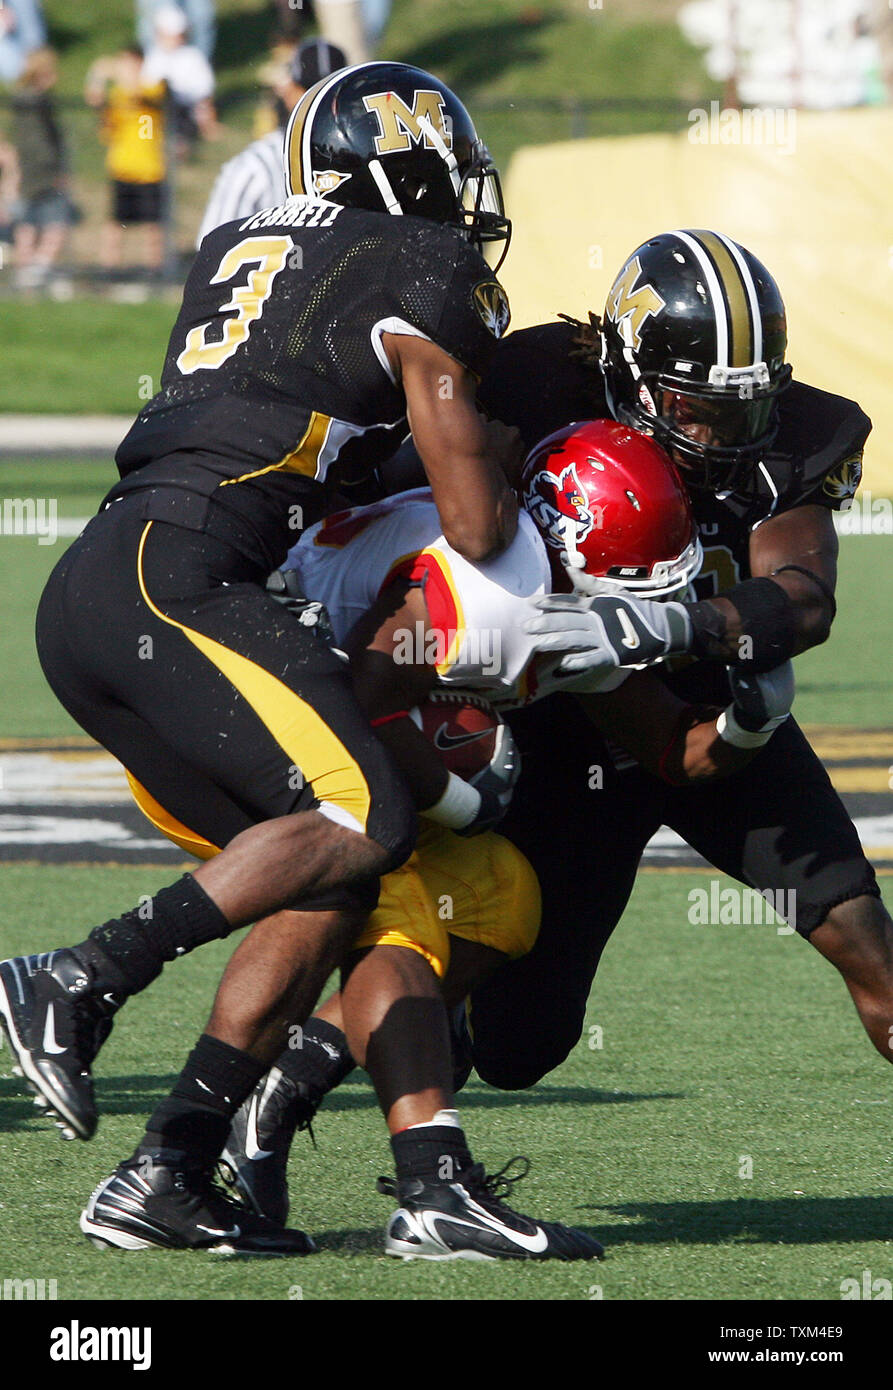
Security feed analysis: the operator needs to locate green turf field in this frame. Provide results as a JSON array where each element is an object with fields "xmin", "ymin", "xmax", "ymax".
[
  {"xmin": 0, "ymin": 305, "xmax": 180, "ymax": 416},
  {"xmin": 0, "ymin": 459, "xmax": 891, "ymax": 1301},
  {"xmin": 1, "ymin": 868, "xmax": 891, "ymax": 1301}
]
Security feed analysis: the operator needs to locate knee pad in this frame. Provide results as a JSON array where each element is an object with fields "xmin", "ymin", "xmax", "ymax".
[{"xmin": 472, "ymin": 1051, "xmax": 551, "ymax": 1092}]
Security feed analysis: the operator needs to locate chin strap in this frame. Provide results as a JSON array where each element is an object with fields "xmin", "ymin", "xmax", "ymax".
[
  {"xmin": 416, "ymin": 114, "xmax": 462, "ymax": 198},
  {"xmin": 368, "ymin": 159, "xmax": 403, "ymax": 216},
  {"xmin": 560, "ymin": 518, "xmax": 593, "ymax": 595}
]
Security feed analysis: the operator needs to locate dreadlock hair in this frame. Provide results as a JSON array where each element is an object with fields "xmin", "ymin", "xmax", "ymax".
[{"xmin": 559, "ymin": 310, "xmax": 603, "ymax": 371}]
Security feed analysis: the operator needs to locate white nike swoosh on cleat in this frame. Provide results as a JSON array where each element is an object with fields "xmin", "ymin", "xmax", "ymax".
[
  {"xmin": 424, "ymin": 1210, "xmax": 550, "ymax": 1254},
  {"xmin": 196, "ymin": 1224, "xmax": 241, "ymax": 1238},
  {"xmin": 43, "ymin": 1002, "xmax": 67, "ymax": 1055},
  {"xmin": 245, "ymin": 1094, "xmax": 274, "ymax": 1161}
]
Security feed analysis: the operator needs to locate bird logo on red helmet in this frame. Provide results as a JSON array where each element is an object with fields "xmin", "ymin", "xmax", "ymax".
[
  {"xmin": 521, "ymin": 419, "xmax": 703, "ymax": 600},
  {"xmin": 525, "ymin": 460, "xmax": 600, "ymax": 548}
]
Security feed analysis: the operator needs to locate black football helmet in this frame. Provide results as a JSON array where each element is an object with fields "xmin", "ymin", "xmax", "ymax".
[
  {"xmin": 599, "ymin": 230, "xmax": 791, "ymax": 496},
  {"xmin": 283, "ymin": 61, "xmax": 511, "ymax": 269}
]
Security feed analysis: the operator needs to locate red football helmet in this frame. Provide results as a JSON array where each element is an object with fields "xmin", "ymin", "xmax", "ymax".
[{"xmin": 521, "ymin": 419, "xmax": 702, "ymax": 599}]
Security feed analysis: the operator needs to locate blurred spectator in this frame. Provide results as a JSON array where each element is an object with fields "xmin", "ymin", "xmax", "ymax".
[
  {"xmin": 251, "ymin": 37, "xmax": 297, "ymax": 138},
  {"xmin": 871, "ymin": 0, "xmax": 893, "ymax": 98},
  {"xmin": 268, "ymin": 0, "xmax": 390, "ymax": 53},
  {"xmin": 9, "ymin": 46, "xmax": 77, "ymax": 291},
  {"xmin": 143, "ymin": 3, "xmax": 220, "ymax": 152},
  {"xmin": 362, "ymin": 0, "xmax": 391, "ymax": 49},
  {"xmin": 136, "ymin": 0, "xmax": 216, "ymax": 61},
  {"xmin": 315, "ymin": 0, "xmax": 370, "ymax": 65},
  {"xmin": 0, "ymin": 135, "xmax": 20, "ymax": 249},
  {"xmin": 271, "ymin": 0, "xmax": 309, "ymax": 43},
  {"xmin": 196, "ymin": 37, "xmax": 345, "ymax": 246},
  {"xmin": 85, "ymin": 46, "xmax": 167, "ymax": 273},
  {"xmin": 0, "ymin": 0, "xmax": 46, "ymax": 84},
  {"xmin": 679, "ymin": 0, "xmax": 883, "ymax": 108}
]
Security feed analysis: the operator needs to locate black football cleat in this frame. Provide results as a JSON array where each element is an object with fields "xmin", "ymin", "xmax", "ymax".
[
  {"xmin": 378, "ymin": 1157, "xmax": 604, "ymax": 1262},
  {"xmin": 219, "ymin": 1067, "xmax": 320, "ymax": 1226},
  {"xmin": 0, "ymin": 951, "xmax": 120, "ymax": 1140},
  {"xmin": 80, "ymin": 1151, "xmax": 316, "ymax": 1255}
]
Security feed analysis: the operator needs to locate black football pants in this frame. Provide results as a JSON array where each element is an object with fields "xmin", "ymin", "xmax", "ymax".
[
  {"xmin": 35, "ymin": 497, "xmax": 415, "ymax": 905},
  {"xmin": 470, "ymin": 694, "xmax": 880, "ymax": 1090}
]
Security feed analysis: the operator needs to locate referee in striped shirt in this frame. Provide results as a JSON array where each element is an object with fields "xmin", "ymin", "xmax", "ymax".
[{"xmin": 196, "ymin": 38, "xmax": 346, "ymax": 246}]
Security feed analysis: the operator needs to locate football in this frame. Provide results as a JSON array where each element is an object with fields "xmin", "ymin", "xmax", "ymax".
[{"xmin": 410, "ymin": 690, "xmax": 502, "ymax": 781}]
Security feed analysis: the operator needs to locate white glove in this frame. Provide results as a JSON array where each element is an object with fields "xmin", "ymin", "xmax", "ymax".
[
  {"xmin": 717, "ymin": 660, "xmax": 795, "ymax": 748},
  {"xmin": 522, "ymin": 593, "xmax": 692, "ymax": 674}
]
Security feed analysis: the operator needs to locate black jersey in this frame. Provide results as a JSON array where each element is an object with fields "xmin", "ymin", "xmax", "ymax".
[
  {"xmin": 478, "ymin": 318, "xmax": 871, "ymax": 706},
  {"xmin": 109, "ymin": 198, "xmax": 510, "ymax": 568},
  {"xmin": 479, "ymin": 319, "xmax": 870, "ymax": 587}
]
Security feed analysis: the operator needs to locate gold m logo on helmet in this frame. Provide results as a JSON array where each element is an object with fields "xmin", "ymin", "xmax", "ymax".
[
  {"xmin": 362, "ymin": 90, "xmax": 452, "ymax": 155},
  {"xmin": 606, "ymin": 256, "xmax": 666, "ymax": 352}
]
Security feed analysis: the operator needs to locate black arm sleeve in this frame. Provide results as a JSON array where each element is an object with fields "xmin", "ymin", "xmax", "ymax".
[{"xmin": 685, "ymin": 578, "xmax": 798, "ymax": 672}]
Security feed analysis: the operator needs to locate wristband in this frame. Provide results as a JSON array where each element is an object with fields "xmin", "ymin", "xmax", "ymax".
[
  {"xmin": 687, "ymin": 578, "xmax": 797, "ymax": 672},
  {"xmin": 422, "ymin": 773, "xmax": 482, "ymax": 829},
  {"xmin": 716, "ymin": 705, "xmax": 776, "ymax": 749}
]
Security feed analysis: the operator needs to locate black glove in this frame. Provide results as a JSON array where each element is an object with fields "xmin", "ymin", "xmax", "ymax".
[{"xmin": 717, "ymin": 661, "xmax": 795, "ymax": 747}]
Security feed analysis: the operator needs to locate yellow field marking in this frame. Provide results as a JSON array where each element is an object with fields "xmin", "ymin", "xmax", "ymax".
[
  {"xmin": 801, "ymin": 727, "xmax": 893, "ymax": 759},
  {"xmin": 3, "ymin": 750, "xmax": 125, "ymax": 763},
  {"xmin": 638, "ymin": 864, "xmax": 893, "ymax": 875},
  {"xmin": 827, "ymin": 766, "xmax": 892, "ymax": 793},
  {"xmin": 9, "ymin": 856, "xmax": 883, "ymax": 873},
  {"xmin": 2, "ymin": 730, "xmax": 891, "ymax": 800}
]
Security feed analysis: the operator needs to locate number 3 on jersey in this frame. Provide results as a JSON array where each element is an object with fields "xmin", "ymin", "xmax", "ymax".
[{"xmin": 177, "ymin": 236, "xmax": 292, "ymax": 375}]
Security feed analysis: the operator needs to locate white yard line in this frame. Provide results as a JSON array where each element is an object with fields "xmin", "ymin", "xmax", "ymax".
[{"xmin": 1, "ymin": 750, "xmax": 891, "ymax": 859}]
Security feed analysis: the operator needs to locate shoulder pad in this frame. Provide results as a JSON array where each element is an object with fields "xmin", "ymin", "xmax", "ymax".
[{"xmin": 772, "ymin": 379, "xmax": 871, "ymax": 508}]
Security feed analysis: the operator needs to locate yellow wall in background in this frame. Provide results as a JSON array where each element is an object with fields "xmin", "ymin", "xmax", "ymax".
[{"xmin": 500, "ymin": 107, "xmax": 893, "ymax": 494}]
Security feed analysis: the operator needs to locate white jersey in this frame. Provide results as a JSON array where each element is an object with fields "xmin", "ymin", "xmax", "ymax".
[{"xmin": 284, "ymin": 488, "xmax": 628, "ymax": 709}]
